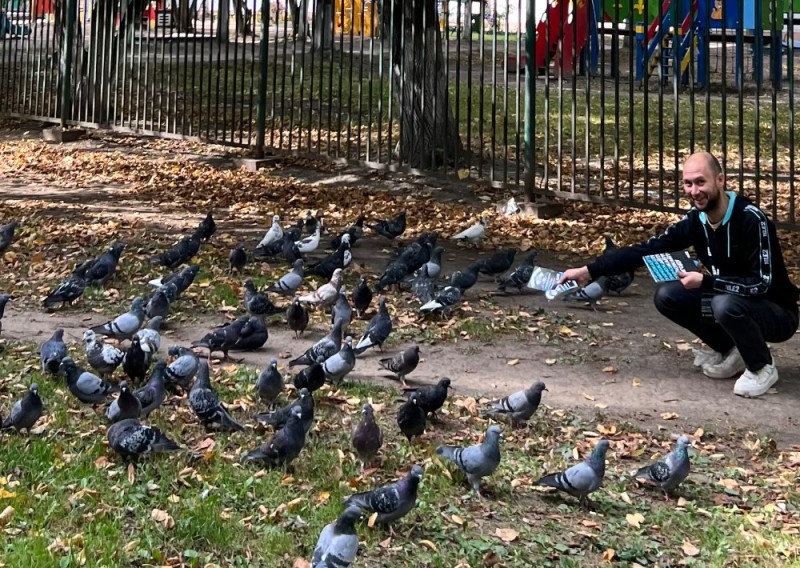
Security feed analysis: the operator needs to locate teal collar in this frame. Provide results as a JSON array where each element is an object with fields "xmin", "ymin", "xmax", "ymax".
[{"xmin": 699, "ymin": 191, "xmax": 736, "ymax": 226}]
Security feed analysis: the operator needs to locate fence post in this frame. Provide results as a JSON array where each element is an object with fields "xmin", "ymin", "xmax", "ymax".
[
  {"xmin": 524, "ymin": 0, "xmax": 535, "ymax": 201},
  {"xmin": 254, "ymin": 0, "xmax": 271, "ymax": 159},
  {"xmin": 59, "ymin": 0, "xmax": 78, "ymax": 127}
]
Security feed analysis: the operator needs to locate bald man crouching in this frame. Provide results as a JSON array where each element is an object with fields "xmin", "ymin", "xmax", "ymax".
[{"xmin": 558, "ymin": 152, "xmax": 799, "ymax": 398}]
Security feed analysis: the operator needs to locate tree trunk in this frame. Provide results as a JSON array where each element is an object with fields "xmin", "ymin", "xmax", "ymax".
[
  {"xmin": 217, "ymin": 0, "xmax": 230, "ymax": 41},
  {"xmin": 232, "ymin": 0, "xmax": 251, "ymax": 35},
  {"xmin": 290, "ymin": 0, "xmax": 309, "ymax": 39},
  {"xmin": 385, "ymin": 0, "xmax": 463, "ymax": 168},
  {"xmin": 312, "ymin": 0, "xmax": 332, "ymax": 49},
  {"xmin": 461, "ymin": 0, "xmax": 470, "ymax": 41}
]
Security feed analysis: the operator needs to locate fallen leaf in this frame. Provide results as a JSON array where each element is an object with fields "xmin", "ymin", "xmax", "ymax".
[
  {"xmin": 602, "ymin": 548, "xmax": 617, "ymax": 562},
  {"xmin": 367, "ymin": 511, "xmax": 378, "ymax": 528},
  {"xmin": 0, "ymin": 488, "xmax": 16, "ymax": 500},
  {"xmin": 545, "ymin": 358, "xmax": 557, "ymax": 365},
  {"xmin": 682, "ymin": 541, "xmax": 700, "ymax": 557},
  {"xmin": 626, "ymin": 512, "xmax": 645, "ymax": 528},
  {"xmin": 419, "ymin": 539, "xmax": 438, "ymax": 552},
  {"xmin": 602, "ymin": 366, "xmax": 618, "ymax": 374},
  {"xmin": 150, "ymin": 509, "xmax": 175, "ymax": 529},
  {"xmin": 451, "ymin": 514, "xmax": 465, "ymax": 525},
  {"xmin": 507, "ymin": 359, "xmax": 520, "ymax": 366},
  {"xmin": 0, "ymin": 506, "xmax": 14, "ymax": 526},
  {"xmin": 660, "ymin": 412, "xmax": 679, "ymax": 420},
  {"xmin": 495, "ymin": 527, "xmax": 519, "ymax": 542},
  {"xmin": 127, "ymin": 463, "xmax": 135, "ymax": 484},
  {"xmin": 292, "ymin": 559, "xmax": 311, "ymax": 568},
  {"xmin": 632, "ymin": 377, "xmax": 641, "ymax": 387},
  {"xmin": 582, "ymin": 393, "xmax": 596, "ymax": 401}
]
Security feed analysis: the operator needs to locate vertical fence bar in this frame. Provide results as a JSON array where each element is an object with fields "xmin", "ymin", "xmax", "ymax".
[
  {"xmin": 524, "ymin": 0, "xmax": 534, "ymax": 196},
  {"xmin": 769, "ymin": 0, "xmax": 777, "ymax": 220},
  {"xmin": 477, "ymin": 0, "xmax": 485, "ymax": 178},
  {"xmin": 515, "ymin": 0, "xmax": 522, "ymax": 187},
  {"xmin": 60, "ymin": 0, "xmax": 78, "ymax": 126},
  {"xmin": 656, "ymin": 0, "xmax": 664, "ymax": 207},
  {"xmin": 490, "ymin": 0, "xmax": 498, "ymax": 182},
  {"xmin": 556, "ymin": 0, "xmax": 563, "ymax": 191},
  {"xmin": 345, "ymin": 0, "xmax": 355, "ymax": 159},
  {"xmin": 454, "ymin": 0, "xmax": 461, "ymax": 173},
  {"xmin": 627, "ymin": 6, "xmax": 634, "ymax": 200},
  {"xmin": 255, "ymin": 0, "xmax": 270, "ymax": 157},
  {"xmin": 366, "ymin": 0, "xmax": 376, "ymax": 161},
  {"xmin": 790, "ymin": 0, "xmax": 796, "ymax": 224},
  {"xmin": 326, "ymin": 0, "xmax": 335, "ymax": 154},
  {"xmin": 569, "ymin": 0, "xmax": 576, "ymax": 195},
  {"xmin": 720, "ymin": 0, "xmax": 727, "ymax": 170},
  {"xmin": 355, "ymin": 0, "xmax": 365, "ymax": 161},
  {"xmin": 310, "ymin": 0, "xmax": 320, "ymax": 154}
]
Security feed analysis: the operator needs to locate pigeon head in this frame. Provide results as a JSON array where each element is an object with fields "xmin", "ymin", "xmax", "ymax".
[
  {"xmin": 29, "ymin": 383, "xmax": 39, "ymax": 396},
  {"xmin": 167, "ymin": 345, "xmax": 182, "ymax": 358},
  {"xmin": 604, "ymin": 235, "xmax": 617, "ymax": 252},
  {"xmin": 339, "ymin": 505, "xmax": 364, "ymax": 525},
  {"xmin": 59, "ymin": 357, "xmax": 76, "ymax": 374},
  {"xmin": 331, "ymin": 269, "xmax": 343, "ymax": 284},
  {"xmin": 438, "ymin": 377, "xmax": 452, "ymax": 391},
  {"xmin": 131, "ymin": 297, "xmax": 144, "ymax": 311},
  {"xmin": 244, "ymin": 278, "xmax": 255, "ymax": 290},
  {"xmin": 292, "ymin": 259, "xmax": 304, "ymax": 270},
  {"xmin": 378, "ymin": 297, "xmax": 388, "ymax": 312},
  {"xmin": 186, "ymin": 265, "xmax": 200, "ymax": 276},
  {"xmin": 269, "ymin": 357, "xmax": 278, "ymax": 369},
  {"xmin": 290, "ymin": 405, "xmax": 303, "ymax": 420},
  {"xmin": 590, "ymin": 439, "xmax": 610, "ymax": 465},
  {"xmin": 523, "ymin": 250, "xmax": 539, "ymax": 265},
  {"xmin": 110, "ymin": 242, "xmax": 126, "ymax": 257},
  {"xmin": 344, "ymin": 336, "xmax": 353, "ymax": 347},
  {"xmin": 299, "ymin": 388, "xmax": 310, "ymax": 399},
  {"xmin": 147, "ymin": 316, "xmax": 164, "ymax": 330},
  {"xmin": 52, "ymin": 328, "xmax": 65, "ymax": 340},
  {"xmin": 485, "ymin": 425, "xmax": 502, "ymax": 444},
  {"xmin": 410, "ymin": 345, "xmax": 420, "ymax": 355},
  {"xmin": 479, "ymin": 216, "xmax": 489, "ymax": 226},
  {"xmin": 359, "ymin": 275, "xmax": 367, "ymax": 284},
  {"xmin": 676, "ymin": 435, "xmax": 691, "ymax": 446},
  {"xmin": 529, "ymin": 381, "xmax": 548, "ymax": 394},
  {"xmin": 361, "ymin": 403, "xmax": 374, "ymax": 417},
  {"xmin": 119, "ymin": 381, "xmax": 130, "ymax": 393},
  {"xmin": 82, "ymin": 329, "xmax": 96, "ymax": 343},
  {"xmin": 272, "ymin": 214, "xmax": 280, "ymax": 224},
  {"xmin": 410, "ymin": 464, "xmax": 424, "ymax": 479},
  {"xmin": 341, "ymin": 233, "xmax": 351, "ymax": 245}
]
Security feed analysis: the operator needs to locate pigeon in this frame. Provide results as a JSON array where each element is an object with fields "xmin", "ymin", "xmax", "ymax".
[
  {"xmin": 42, "ymin": 261, "xmax": 90, "ymax": 309},
  {"xmin": 451, "ymin": 216, "xmax": 487, "ymax": 245},
  {"xmin": 242, "ymin": 405, "xmax": 306, "ymax": 467},
  {"xmin": 145, "ymin": 283, "xmax": 176, "ymax": 320},
  {"xmin": 295, "ymin": 223, "xmax": 322, "ymax": 254},
  {"xmin": 1, "ymin": 384, "xmax": 43, "ymax": 433},
  {"xmin": 354, "ymin": 297, "xmax": 392, "ymax": 355},
  {"xmin": 232, "ymin": 315, "xmax": 269, "ymax": 351},
  {"xmin": 83, "ymin": 329, "xmax": 125, "ymax": 379},
  {"xmin": 367, "ymin": 211, "xmax": 406, "ymax": 240},
  {"xmin": 148, "ymin": 265, "xmax": 200, "ymax": 298},
  {"xmin": 351, "ymin": 276, "xmax": 373, "ymax": 319},
  {"xmin": 281, "ymin": 238, "xmax": 302, "ymax": 265},
  {"xmin": 503, "ymin": 196, "xmax": 521, "ymax": 216},
  {"xmin": 436, "ymin": 425, "xmax": 502, "ymax": 497},
  {"xmin": 351, "ymin": 403, "xmax": 383, "ymax": 472},
  {"xmin": 255, "ymin": 388, "xmax": 314, "ymax": 433},
  {"xmin": 396, "ymin": 393, "xmax": 426, "ymax": 442},
  {"xmin": 323, "ymin": 336, "xmax": 356, "ymax": 384},
  {"xmin": 258, "ymin": 215, "xmax": 284, "ymax": 249},
  {"xmin": 306, "ymin": 235, "xmax": 352, "ymax": 279},
  {"xmin": 243, "ymin": 279, "xmax": 280, "ymax": 317},
  {"xmin": 287, "ymin": 298, "xmax": 310, "ymax": 339},
  {"xmin": 89, "ymin": 297, "xmax": 145, "ymax": 341},
  {"xmin": 151, "ymin": 234, "xmax": 201, "ymax": 269},
  {"xmin": 379, "ymin": 345, "xmax": 420, "ymax": 388},
  {"xmin": 256, "ymin": 358, "xmax": 284, "ymax": 407},
  {"xmin": 289, "ymin": 319, "xmax": 344, "ymax": 367},
  {"xmin": 191, "ymin": 316, "xmax": 249, "ymax": 361},
  {"xmin": 0, "ymin": 293, "xmax": 9, "ymax": 336},
  {"xmin": 0, "ymin": 221, "xmax": 17, "ymax": 253},
  {"xmin": 450, "ymin": 264, "xmax": 481, "ymax": 293},
  {"xmin": 535, "ymin": 439, "xmax": 610, "ymax": 508},
  {"xmin": 343, "ymin": 464, "xmax": 423, "ymax": 525},
  {"xmin": 563, "ymin": 276, "xmax": 609, "ymax": 311},
  {"xmin": 409, "ymin": 265, "xmax": 436, "ymax": 304},
  {"xmin": 105, "ymin": 381, "xmax": 143, "ymax": 423},
  {"xmin": 194, "ymin": 212, "xmax": 216, "ymax": 241},
  {"xmin": 134, "ymin": 362, "xmax": 167, "ymax": 418},
  {"xmin": 122, "ymin": 334, "xmax": 152, "ymax": 384},
  {"xmin": 419, "ymin": 285, "xmax": 461, "ymax": 316},
  {"xmin": 603, "ymin": 236, "xmax": 635, "ymax": 295},
  {"xmin": 40, "ymin": 328, "xmax": 68, "ymax": 375},
  {"xmin": 165, "ymin": 345, "xmax": 200, "ymax": 390},
  {"xmin": 60, "ymin": 357, "xmax": 119, "ymax": 405},
  {"xmin": 497, "ymin": 250, "xmax": 538, "ymax": 293},
  {"xmin": 298, "ymin": 268, "xmax": 344, "ymax": 308},
  {"xmin": 374, "ymin": 259, "xmax": 409, "ymax": 292},
  {"xmin": 266, "ymin": 259, "xmax": 304, "ymax": 295},
  {"xmin": 424, "ymin": 246, "xmax": 444, "ymax": 280},
  {"xmin": 410, "ymin": 377, "xmax": 451, "ymax": 420},
  {"xmin": 107, "ymin": 418, "xmax": 180, "ymax": 462},
  {"xmin": 634, "ymin": 435, "xmax": 691, "ymax": 497},
  {"xmin": 228, "ymin": 244, "xmax": 248, "ymax": 275},
  {"xmin": 485, "ymin": 381, "xmax": 547, "ymax": 425},
  {"xmin": 311, "ymin": 505, "xmax": 362, "ymax": 568},
  {"xmin": 330, "ymin": 215, "xmax": 365, "ymax": 249},
  {"xmin": 331, "ymin": 288, "xmax": 353, "ymax": 333},
  {"xmin": 292, "ymin": 362, "xmax": 326, "ymax": 394},
  {"xmin": 189, "ymin": 361, "xmax": 244, "ymax": 432},
  {"xmin": 136, "ymin": 316, "xmax": 163, "ymax": 356},
  {"xmin": 477, "ymin": 248, "xmax": 517, "ymax": 277},
  {"xmin": 85, "ymin": 242, "xmax": 126, "ymax": 286}
]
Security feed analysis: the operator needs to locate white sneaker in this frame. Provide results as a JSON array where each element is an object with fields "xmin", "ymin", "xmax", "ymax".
[
  {"xmin": 692, "ymin": 347, "xmax": 722, "ymax": 368},
  {"xmin": 734, "ymin": 364, "xmax": 779, "ymax": 398},
  {"xmin": 702, "ymin": 348, "xmax": 745, "ymax": 379}
]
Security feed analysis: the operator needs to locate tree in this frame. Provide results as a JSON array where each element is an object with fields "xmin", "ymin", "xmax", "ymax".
[{"xmin": 381, "ymin": 0, "xmax": 463, "ymax": 168}]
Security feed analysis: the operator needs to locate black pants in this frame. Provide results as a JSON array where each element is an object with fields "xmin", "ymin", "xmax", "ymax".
[{"xmin": 653, "ymin": 282, "xmax": 799, "ymax": 372}]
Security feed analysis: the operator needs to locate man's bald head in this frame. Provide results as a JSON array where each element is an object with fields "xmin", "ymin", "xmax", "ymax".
[{"xmin": 685, "ymin": 152, "xmax": 722, "ymax": 176}]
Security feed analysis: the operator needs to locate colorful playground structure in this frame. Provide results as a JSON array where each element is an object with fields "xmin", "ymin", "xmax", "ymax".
[{"xmin": 533, "ymin": 0, "xmax": 794, "ymax": 88}]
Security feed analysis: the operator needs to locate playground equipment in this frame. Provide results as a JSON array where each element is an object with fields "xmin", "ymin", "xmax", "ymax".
[
  {"xmin": 634, "ymin": 0, "xmax": 786, "ymax": 89},
  {"xmin": 334, "ymin": 0, "xmax": 378, "ymax": 37},
  {"xmin": 533, "ymin": 0, "xmax": 599, "ymax": 75}
]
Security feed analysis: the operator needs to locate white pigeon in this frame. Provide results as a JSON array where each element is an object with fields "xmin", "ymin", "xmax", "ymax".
[
  {"xmin": 298, "ymin": 268, "xmax": 343, "ymax": 308},
  {"xmin": 295, "ymin": 222, "xmax": 322, "ymax": 254},
  {"xmin": 258, "ymin": 215, "xmax": 284, "ymax": 248},
  {"xmin": 504, "ymin": 197, "xmax": 520, "ymax": 216},
  {"xmin": 451, "ymin": 216, "xmax": 487, "ymax": 244}
]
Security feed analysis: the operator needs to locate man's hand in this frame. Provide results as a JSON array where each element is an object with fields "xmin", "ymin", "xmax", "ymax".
[
  {"xmin": 557, "ymin": 266, "xmax": 592, "ymax": 287},
  {"xmin": 678, "ymin": 270, "xmax": 703, "ymax": 289}
]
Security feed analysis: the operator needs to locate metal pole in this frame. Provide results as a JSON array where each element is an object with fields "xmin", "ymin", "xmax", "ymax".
[
  {"xmin": 60, "ymin": 0, "xmax": 78, "ymax": 127},
  {"xmin": 524, "ymin": 0, "xmax": 534, "ymax": 201},
  {"xmin": 255, "ymin": 0, "xmax": 271, "ymax": 158}
]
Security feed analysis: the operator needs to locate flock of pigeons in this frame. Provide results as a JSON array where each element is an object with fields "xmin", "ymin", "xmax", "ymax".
[{"xmin": 0, "ymin": 213, "xmax": 685, "ymax": 567}]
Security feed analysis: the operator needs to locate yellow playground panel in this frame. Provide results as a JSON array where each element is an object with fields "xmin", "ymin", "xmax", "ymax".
[{"xmin": 334, "ymin": 0, "xmax": 378, "ymax": 36}]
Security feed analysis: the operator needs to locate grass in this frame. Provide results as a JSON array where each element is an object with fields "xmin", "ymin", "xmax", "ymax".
[{"xmin": 1, "ymin": 340, "xmax": 799, "ymax": 566}]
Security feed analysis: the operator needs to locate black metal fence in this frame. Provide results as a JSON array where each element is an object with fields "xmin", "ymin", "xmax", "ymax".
[{"xmin": 2, "ymin": 0, "xmax": 800, "ymax": 227}]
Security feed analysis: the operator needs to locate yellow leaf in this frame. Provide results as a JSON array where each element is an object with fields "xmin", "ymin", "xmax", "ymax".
[
  {"xmin": 582, "ymin": 393, "xmax": 596, "ymax": 401},
  {"xmin": 368, "ymin": 511, "xmax": 378, "ymax": 528},
  {"xmin": 602, "ymin": 366, "xmax": 618, "ymax": 374},
  {"xmin": 682, "ymin": 541, "xmax": 700, "ymax": 557},
  {"xmin": 150, "ymin": 508, "xmax": 175, "ymax": 529},
  {"xmin": 595, "ymin": 403, "xmax": 608, "ymax": 409},
  {"xmin": 632, "ymin": 377, "xmax": 642, "ymax": 388},
  {"xmin": 495, "ymin": 527, "xmax": 519, "ymax": 542},
  {"xmin": 642, "ymin": 332, "xmax": 656, "ymax": 338},
  {"xmin": 559, "ymin": 326, "xmax": 575, "ymax": 336},
  {"xmin": 660, "ymin": 412, "xmax": 679, "ymax": 420},
  {"xmin": 602, "ymin": 548, "xmax": 617, "ymax": 562},
  {"xmin": 0, "ymin": 505, "xmax": 14, "ymax": 526},
  {"xmin": 457, "ymin": 168, "xmax": 470, "ymax": 180},
  {"xmin": 451, "ymin": 514, "xmax": 465, "ymax": 525},
  {"xmin": 545, "ymin": 358, "xmax": 557, "ymax": 365},
  {"xmin": 379, "ymin": 536, "xmax": 392, "ymax": 548},
  {"xmin": 626, "ymin": 512, "xmax": 645, "ymax": 528},
  {"xmin": 507, "ymin": 359, "xmax": 520, "ymax": 366},
  {"xmin": 315, "ymin": 492, "xmax": 330, "ymax": 505},
  {"xmin": 127, "ymin": 463, "xmax": 136, "ymax": 484},
  {"xmin": 0, "ymin": 488, "xmax": 16, "ymax": 500},
  {"xmin": 419, "ymin": 539, "xmax": 438, "ymax": 552}
]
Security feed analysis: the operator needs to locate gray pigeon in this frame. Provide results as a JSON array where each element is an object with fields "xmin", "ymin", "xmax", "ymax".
[
  {"xmin": 351, "ymin": 403, "xmax": 383, "ymax": 472},
  {"xmin": 287, "ymin": 298, "xmax": 310, "ymax": 339},
  {"xmin": 136, "ymin": 316, "xmax": 163, "ymax": 357},
  {"xmin": 89, "ymin": 297, "xmax": 145, "ymax": 340},
  {"xmin": 603, "ymin": 236, "xmax": 635, "ymax": 295},
  {"xmin": 436, "ymin": 425, "xmax": 502, "ymax": 497},
  {"xmin": 60, "ymin": 357, "xmax": 119, "ymax": 405},
  {"xmin": 256, "ymin": 358, "xmax": 284, "ymax": 407},
  {"xmin": 396, "ymin": 393, "xmax": 426, "ymax": 442},
  {"xmin": 351, "ymin": 275, "xmax": 373, "ymax": 319},
  {"xmin": 425, "ymin": 246, "xmax": 444, "ymax": 280},
  {"xmin": 266, "ymin": 259, "xmax": 304, "ymax": 295},
  {"xmin": 228, "ymin": 244, "xmax": 247, "ymax": 275},
  {"xmin": 563, "ymin": 276, "xmax": 609, "ymax": 311},
  {"xmin": 343, "ymin": 464, "xmax": 423, "ymax": 525},
  {"xmin": 534, "ymin": 439, "xmax": 610, "ymax": 508},
  {"xmin": 634, "ymin": 436, "xmax": 691, "ymax": 497},
  {"xmin": 379, "ymin": 345, "xmax": 420, "ymax": 388},
  {"xmin": 191, "ymin": 316, "xmax": 249, "ymax": 361},
  {"xmin": 419, "ymin": 285, "xmax": 461, "ymax": 316},
  {"xmin": 122, "ymin": 335, "xmax": 152, "ymax": 385},
  {"xmin": 354, "ymin": 297, "xmax": 392, "ymax": 355},
  {"xmin": 0, "ymin": 293, "xmax": 11, "ymax": 337},
  {"xmin": 42, "ymin": 261, "xmax": 90, "ymax": 309},
  {"xmin": 83, "ymin": 329, "xmax": 125, "ymax": 379},
  {"xmin": 231, "ymin": 315, "xmax": 269, "ymax": 352},
  {"xmin": 1, "ymin": 384, "xmax": 43, "ymax": 433},
  {"xmin": 331, "ymin": 288, "xmax": 353, "ymax": 334},
  {"xmin": 289, "ymin": 319, "xmax": 344, "ymax": 367},
  {"xmin": 145, "ymin": 283, "xmax": 176, "ymax": 320},
  {"xmin": 0, "ymin": 221, "xmax": 17, "ymax": 253},
  {"xmin": 255, "ymin": 387, "xmax": 314, "ymax": 434},
  {"xmin": 497, "ymin": 250, "xmax": 538, "ymax": 293},
  {"xmin": 134, "ymin": 362, "xmax": 167, "ymax": 418},
  {"xmin": 189, "ymin": 362, "xmax": 244, "ymax": 432},
  {"xmin": 242, "ymin": 405, "xmax": 306, "ymax": 467},
  {"xmin": 107, "ymin": 418, "xmax": 180, "ymax": 462},
  {"xmin": 85, "ymin": 242, "xmax": 126, "ymax": 287},
  {"xmin": 311, "ymin": 505, "xmax": 362, "ymax": 568},
  {"xmin": 105, "ymin": 381, "xmax": 142, "ymax": 423},
  {"xmin": 165, "ymin": 345, "xmax": 200, "ymax": 390},
  {"xmin": 486, "ymin": 381, "xmax": 547, "ymax": 425},
  {"xmin": 322, "ymin": 336, "xmax": 356, "ymax": 385},
  {"xmin": 243, "ymin": 279, "xmax": 279, "ymax": 317},
  {"xmin": 409, "ymin": 265, "xmax": 436, "ymax": 304},
  {"xmin": 40, "ymin": 328, "xmax": 68, "ymax": 375}
]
